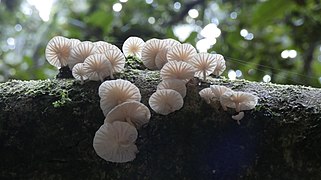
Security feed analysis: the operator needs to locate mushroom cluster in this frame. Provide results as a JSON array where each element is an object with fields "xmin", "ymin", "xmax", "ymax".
[
  {"xmin": 93, "ymin": 79, "xmax": 151, "ymax": 163},
  {"xmin": 45, "ymin": 36, "xmax": 125, "ymax": 83},
  {"xmin": 199, "ymin": 85, "xmax": 258, "ymax": 124}
]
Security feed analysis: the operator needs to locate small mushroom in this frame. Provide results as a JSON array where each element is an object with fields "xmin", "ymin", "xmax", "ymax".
[
  {"xmin": 93, "ymin": 121, "xmax": 138, "ymax": 163},
  {"xmin": 212, "ymin": 54, "xmax": 226, "ymax": 76},
  {"xmin": 220, "ymin": 91, "xmax": 258, "ymax": 112},
  {"xmin": 199, "ymin": 87, "xmax": 214, "ymax": 104},
  {"xmin": 141, "ymin": 39, "xmax": 168, "ymax": 70},
  {"xmin": 70, "ymin": 38, "xmax": 81, "ymax": 48},
  {"xmin": 232, "ymin": 111, "xmax": 245, "ymax": 125},
  {"xmin": 99, "ymin": 79, "xmax": 141, "ymax": 116},
  {"xmin": 155, "ymin": 38, "xmax": 181, "ymax": 69},
  {"xmin": 68, "ymin": 41, "xmax": 97, "ymax": 69},
  {"xmin": 103, "ymin": 49, "xmax": 126, "ymax": 78},
  {"xmin": 190, "ymin": 52, "xmax": 217, "ymax": 81},
  {"xmin": 149, "ymin": 89, "xmax": 184, "ymax": 115},
  {"xmin": 105, "ymin": 101, "xmax": 151, "ymax": 129},
  {"xmin": 122, "ymin": 36, "xmax": 145, "ymax": 58},
  {"xmin": 160, "ymin": 60, "xmax": 196, "ymax": 83},
  {"xmin": 166, "ymin": 43, "xmax": 197, "ymax": 63},
  {"xmin": 157, "ymin": 79, "xmax": 186, "ymax": 98},
  {"xmin": 83, "ymin": 54, "xmax": 112, "ymax": 82},
  {"xmin": 72, "ymin": 63, "xmax": 88, "ymax": 84},
  {"xmin": 210, "ymin": 85, "xmax": 233, "ymax": 101},
  {"xmin": 96, "ymin": 43, "xmax": 119, "ymax": 54},
  {"xmin": 93, "ymin": 41, "xmax": 110, "ymax": 47},
  {"xmin": 45, "ymin": 36, "xmax": 72, "ymax": 68}
]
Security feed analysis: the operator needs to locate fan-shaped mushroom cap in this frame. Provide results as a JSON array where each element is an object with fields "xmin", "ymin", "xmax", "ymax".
[
  {"xmin": 105, "ymin": 101, "xmax": 151, "ymax": 129},
  {"xmin": 72, "ymin": 63, "xmax": 88, "ymax": 84},
  {"xmin": 103, "ymin": 49, "xmax": 126, "ymax": 78},
  {"xmin": 160, "ymin": 60, "xmax": 196, "ymax": 83},
  {"xmin": 96, "ymin": 43, "xmax": 119, "ymax": 54},
  {"xmin": 93, "ymin": 41, "xmax": 110, "ymax": 47},
  {"xmin": 220, "ymin": 91, "xmax": 258, "ymax": 112},
  {"xmin": 70, "ymin": 38, "xmax": 81, "ymax": 48},
  {"xmin": 99, "ymin": 79, "xmax": 141, "ymax": 116},
  {"xmin": 68, "ymin": 41, "xmax": 97, "ymax": 69},
  {"xmin": 122, "ymin": 36, "xmax": 145, "ymax": 58},
  {"xmin": 149, "ymin": 89, "xmax": 184, "ymax": 115},
  {"xmin": 157, "ymin": 79, "xmax": 186, "ymax": 98},
  {"xmin": 45, "ymin": 36, "xmax": 72, "ymax": 68},
  {"xmin": 190, "ymin": 53, "xmax": 217, "ymax": 80},
  {"xmin": 166, "ymin": 43, "xmax": 197, "ymax": 62},
  {"xmin": 210, "ymin": 85, "xmax": 233, "ymax": 101},
  {"xmin": 83, "ymin": 54, "xmax": 112, "ymax": 82},
  {"xmin": 155, "ymin": 39, "xmax": 181, "ymax": 69},
  {"xmin": 212, "ymin": 54, "xmax": 226, "ymax": 76},
  {"xmin": 232, "ymin": 111, "xmax": 245, "ymax": 125},
  {"xmin": 199, "ymin": 87, "xmax": 214, "ymax": 104},
  {"xmin": 141, "ymin": 39, "xmax": 168, "ymax": 70},
  {"xmin": 93, "ymin": 121, "xmax": 138, "ymax": 163}
]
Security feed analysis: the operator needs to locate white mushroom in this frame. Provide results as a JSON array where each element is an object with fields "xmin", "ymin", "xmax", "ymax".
[
  {"xmin": 141, "ymin": 39, "xmax": 168, "ymax": 70},
  {"xmin": 103, "ymin": 49, "xmax": 126, "ymax": 78},
  {"xmin": 122, "ymin": 36, "xmax": 145, "ymax": 58},
  {"xmin": 72, "ymin": 63, "xmax": 88, "ymax": 84},
  {"xmin": 166, "ymin": 43, "xmax": 197, "ymax": 63},
  {"xmin": 83, "ymin": 54, "xmax": 112, "ymax": 82},
  {"xmin": 68, "ymin": 41, "xmax": 97, "ymax": 69},
  {"xmin": 45, "ymin": 36, "xmax": 72, "ymax": 68},
  {"xmin": 160, "ymin": 60, "xmax": 196, "ymax": 83},
  {"xmin": 105, "ymin": 101, "xmax": 151, "ymax": 129},
  {"xmin": 212, "ymin": 54, "xmax": 226, "ymax": 76},
  {"xmin": 157, "ymin": 79, "xmax": 186, "ymax": 98},
  {"xmin": 199, "ymin": 87, "xmax": 214, "ymax": 104},
  {"xmin": 99, "ymin": 79, "xmax": 141, "ymax": 116},
  {"xmin": 96, "ymin": 43, "xmax": 119, "ymax": 54},
  {"xmin": 154, "ymin": 38, "xmax": 181, "ymax": 69},
  {"xmin": 210, "ymin": 85, "xmax": 233, "ymax": 101},
  {"xmin": 190, "ymin": 53, "xmax": 217, "ymax": 80},
  {"xmin": 93, "ymin": 121, "xmax": 138, "ymax": 163},
  {"xmin": 149, "ymin": 89, "xmax": 184, "ymax": 115},
  {"xmin": 232, "ymin": 111, "xmax": 245, "ymax": 125},
  {"xmin": 220, "ymin": 91, "xmax": 258, "ymax": 112}
]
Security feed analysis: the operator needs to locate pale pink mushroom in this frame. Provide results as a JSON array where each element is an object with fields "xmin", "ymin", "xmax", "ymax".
[
  {"xmin": 122, "ymin": 36, "xmax": 145, "ymax": 58},
  {"xmin": 232, "ymin": 112, "xmax": 245, "ymax": 125},
  {"xmin": 210, "ymin": 85, "xmax": 233, "ymax": 101},
  {"xmin": 157, "ymin": 79, "xmax": 186, "ymax": 98},
  {"xmin": 96, "ymin": 43, "xmax": 119, "ymax": 54},
  {"xmin": 149, "ymin": 89, "xmax": 184, "ymax": 115},
  {"xmin": 141, "ymin": 38, "xmax": 168, "ymax": 70},
  {"xmin": 155, "ymin": 38, "xmax": 181, "ymax": 69},
  {"xmin": 45, "ymin": 36, "xmax": 72, "ymax": 68},
  {"xmin": 212, "ymin": 54, "xmax": 226, "ymax": 76},
  {"xmin": 190, "ymin": 53, "xmax": 218, "ymax": 80},
  {"xmin": 72, "ymin": 63, "xmax": 88, "ymax": 84},
  {"xmin": 166, "ymin": 43, "xmax": 197, "ymax": 62},
  {"xmin": 199, "ymin": 87, "xmax": 215, "ymax": 104},
  {"xmin": 68, "ymin": 41, "xmax": 97, "ymax": 69},
  {"xmin": 160, "ymin": 61, "xmax": 196, "ymax": 83},
  {"xmin": 103, "ymin": 49, "xmax": 126, "ymax": 78},
  {"xmin": 220, "ymin": 91, "xmax": 258, "ymax": 112},
  {"xmin": 83, "ymin": 54, "xmax": 112, "ymax": 82}
]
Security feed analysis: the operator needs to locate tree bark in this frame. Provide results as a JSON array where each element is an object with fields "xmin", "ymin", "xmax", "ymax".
[{"xmin": 0, "ymin": 67, "xmax": 320, "ymax": 179}]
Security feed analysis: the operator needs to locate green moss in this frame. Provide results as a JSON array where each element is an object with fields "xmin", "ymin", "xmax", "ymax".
[{"xmin": 52, "ymin": 89, "xmax": 72, "ymax": 108}]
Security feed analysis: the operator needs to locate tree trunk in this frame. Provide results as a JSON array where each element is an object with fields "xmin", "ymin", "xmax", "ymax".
[{"xmin": 0, "ymin": 67, "xmax": 320, "ymax": 179}]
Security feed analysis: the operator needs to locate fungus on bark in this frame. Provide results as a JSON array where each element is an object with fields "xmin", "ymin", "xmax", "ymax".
[
  {"xmin": 212, "ymin": 54, "xmax": 226, "ymax": 76},
  {"xmin": 220, "ymin": 91, "xmax": 258, "ymax": 112},
  {"xmin": 99, "ymin": 79, "xmax": 141, "ymax": 116},
  {"xmin": 210, "ymin": 85, "xmax": 233, "ymax": 101},
  {"xmin": 45, "ymin": 36, "xmax": 72, "ymax": 68},
  {"xmin": 155, "ymin": 39, "xmax": 181, "ymax": 69},
  {"xmin": 157, "ymin": 79, "xmax": 186, "ymax": 98},
  {"xmin": 72, "ymin": 63, "xmax": 88, "ymax": 84},
  {"xmin": 199, "ymin": 87, "xmax": 215, "ymax": 104},
  {"xmin": 148, "ymin": 89, "xmax": 184, "ymax": 115},
  {"xmin": 166, "ymin": 43, "xmax": 197, "ymax": 62},
  {"xmin": 160, "ymin": 60, "xmax": 196, "ymax": 83},
  {"xmin": 102, "ymin": 49, "xmax": 126, "ymax": 79},
  {"xmin": 232, "ymin": 111, "xmax": 245, "ymax": 125},
  {"xmin": 93, "ymin": 121, "xmax": 138, "ymax": 163},
  {"xmin": 122, "ymin": 36, "xmax": 145, "ymax": 58},
  {"xmin": 68, "ymin": 41, "xmax": 97, "ymax": 69},
  {"xmin": 96, "ymin": 43, "xmax": 119, "ymax": 54},
  {"xmin": 190, "ymin": 52, "xmax": 218, "ymax": 81},
  {"xmin": 141, "ymin": 38, "xmax": 168, "ymax": 70},
  {"xmin": 105, "ymin": 101, "xmax": 151, "ymax": 129},
  {"xmin": 83, "ymin": 54, "xmax": 112, "ymax": 82}
]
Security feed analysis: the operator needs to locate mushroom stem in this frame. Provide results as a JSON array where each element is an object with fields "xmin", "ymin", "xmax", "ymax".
[
  {"xmin": 80, "ymin": 76, "xmax": 84, "ymax": 85},
  {"xmin": 235, "ymin": 102, "xmax": 240, "ymax": 112},
  {"xmin": 99, "ymin": 74, "xmax": 104, "ymax": 82},
  {"xmin": 202, "ymin": 70, "xmax": 206, "ymax": 81}
]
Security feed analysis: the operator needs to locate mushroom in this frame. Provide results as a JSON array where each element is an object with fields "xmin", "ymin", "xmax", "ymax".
[
  {"xmin": 148, "ymin": 89, "xmax": 184, "ymax": 115},
  {"xmin": 220, "ymin": 91, "xmax": 258, "ymax": 112},
  {"xmin": 93, "ymin": 41, "xmax": 110, "ymax": 47},
  {"xmin": 96, "ymin": 43, "xmax": 119, "ymax": 54},
  {"xmin": 157, "ymin": 79, "xmax": 186, "ymax": 98},
  {"xmin": 70, "ymin": 38, "xmax": 81, "ymax": 48},
  {"xmin": 99, "ymin": 79, "xmax": 141, "ymax": 116},
  {"xmin": 72, "ymin": 63, "xmax": 88, "ymax": 84},
  {"xmin": 102, "ymin": 49, "xmax": 126, "ymax": 79},
  {"xmin": 45, "ymin": 36, "xmax": 72, "ymax": 68},
  {"xmin": 93, "ymin": 121, "xmax": 138, "ymax": 163},
  {"xmin": 122, "ymin": 36, "xmax": 145, "ymax": 58},
  {"xmin": 199, "ymin": 87, "xmax": 214, "ymax": 104},
  {"xmin": 212, "ymin": 54, "xmax": 226, "ymax": 76},
  {"xmin": 105, "ymin": 101, "xmax": 151, "ymax": 129},
  {"xmin": 141, "ymin": 39, "xmax": 168, "ymax": 70},
  {"xmin": 210, "ymin": 85, "xmax": 233, "ymax": 101},
  {"xmin": 166, "ymin": 43, "xmax": 197, "ymax": 63},
  {"xmin": 190, "ymin": 52, "xmax": 218, "ymax": 81},
  {"xmin": 232, "ymin": 111, "xmax": 245, "ymax": 125},
  {"xmin": 155, "ymin": 38, "xmax": 181, "ymax": 69},
  {"xmin": 68, "ymin": 41, "xmax": 97, "ymax": 69},
  {"xmin": 160, "ymin": 60, "xmax": 196, "ymax": 83},
  {"xmin": 83, "ymin": 54, "xmax": 112, "ymax": 82}
]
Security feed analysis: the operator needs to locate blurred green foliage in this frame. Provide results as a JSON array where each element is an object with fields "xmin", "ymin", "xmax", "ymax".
[{"xmin": 0, "ymin": 0, "xmax": 320, "ymax": 87}]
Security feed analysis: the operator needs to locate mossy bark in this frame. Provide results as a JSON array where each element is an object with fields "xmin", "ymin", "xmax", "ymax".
[{"xmin": 0, "ymin": 68, "xmax": 320, "ymax": 179}]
